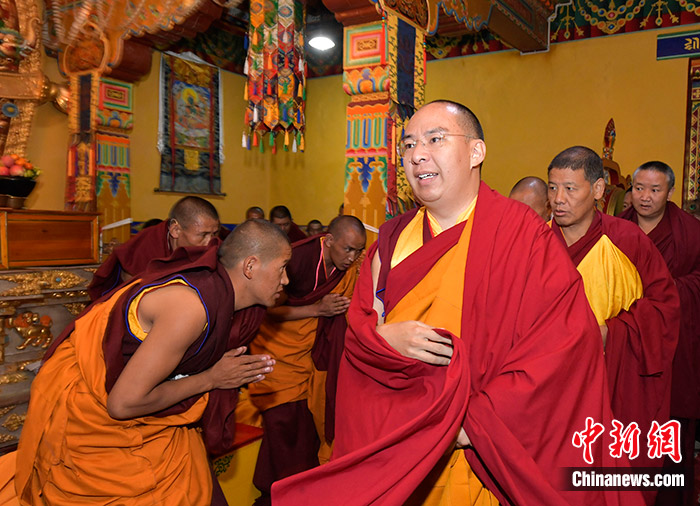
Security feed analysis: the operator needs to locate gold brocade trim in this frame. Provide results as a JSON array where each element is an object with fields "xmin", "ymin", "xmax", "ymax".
[
  {"xmin": 4, "ymin": 0, "xmax": 42, "ymax": 156},
  {"xmin": 2, "ymin": 413, "xmax": 26, "ymax": 432},
  {"xmin": 0, "ymin": 406, "xmax": 15, "ymax": 418},
  {"xmin": 0, "ymin": 270, "xmax": 89, "ymax": 297},
  {"xmin": 350, "ymin": 92, "xmax": 391, "ymax": 103},
  {"xmin": 184, "ymin": 149, "xmax": 200, "ymax": 171},
  {"xmin": 0, "ymin": 434, "xmax": 17, "ymax": 443},
  {"xmin": 63, "ymin": 302, "xmax": 88, "ymax": 315},
  {"xmin": 0, "ymin": 372, "xmax": 27, "ymax": 386}
]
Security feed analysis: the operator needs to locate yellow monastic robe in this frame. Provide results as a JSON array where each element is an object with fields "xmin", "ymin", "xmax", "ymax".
[
  {"xmin": 386, "ymin": 203, "xmax": 498, "ymax": 506},
  {"xmin": 249, "ymin": 266, "xmax": 359, "ymax": 461},
  {"xmin": 0, "ymin": 282, "xmax": 212, "ymax": 506},
  {"xmin": 576, "ymin": 235, "xmax": 643, "ymax": 325}
]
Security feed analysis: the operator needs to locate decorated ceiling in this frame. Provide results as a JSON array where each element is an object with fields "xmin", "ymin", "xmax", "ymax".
[
  {"xmin": 154, "ymin": 0, "xmax": 700, "ymax": 78},
  {"xmin": 427, "ymin": 0, "xmax": 700, "ymax": 60}
]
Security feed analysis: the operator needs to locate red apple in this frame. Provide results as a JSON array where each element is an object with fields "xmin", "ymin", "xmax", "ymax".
[
  {"xmin": 1, "ymin": 155, "xmax": 14, "ymax": 168},
  {"xmin": 9, "ymin": 165, "xmax": 24, "ymax": 176},
  {"xmin": 0, "ymin": 166, "xmax": 9, "ymax": 176}
]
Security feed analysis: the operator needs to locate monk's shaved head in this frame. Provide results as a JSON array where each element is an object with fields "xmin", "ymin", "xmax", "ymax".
[
  {"xmin": 169, "ymin": 196, "xmax": 219, "ymax": 229},
  {"xmin": 510, "ymin": 176, "xmax": 547, "ymax": 197},
  {"xmin": 219, "ymin": 219, "xmax": 290, "ymax": 268},
  {"xmin": 327, "ymin": 215, "xmax": 366, "ymax": 239},
  {"xmin": 510, "ymin": 176, "xmax": 551, "ymax": 221},
  {"xmin": 246, "ymin": 206, "xmax": 265, "ymax": 220},
  {"xmin": 427, "ymin": 100, "xmax": 484, "ymax": 140},
  {"xmin": 270, "ymin": 205, "xmax": 292, "ymax": 220},
  {"xmin": 325, "ymin": 215, "xmax": 366, "ymax": 271}
]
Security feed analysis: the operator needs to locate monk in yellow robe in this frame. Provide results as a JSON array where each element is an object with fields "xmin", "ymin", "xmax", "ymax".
[
  {"xmin": 249, "ymin": 215, "xmax": 366, "ymax": 506},
  {"xmin": 0, "ymin": 220, "xmax": 290, "ymax": 506},
  {"xmin": 548, "ymin": 147, "xmax": 680, "ymax": 505}
]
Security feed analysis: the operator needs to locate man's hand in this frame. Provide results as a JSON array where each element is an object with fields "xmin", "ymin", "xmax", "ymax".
[
  {"xmin": 599, "ymin": 324, "xmax": 608, "ymax": 350},
  {"xmin": 376, "ymin": 320, "xmax": 453, "ymax": 365},
  {"xmin": 206, "ymin": 347, "xmax": 275, "ymax": 389},
  {"xmin": 315, "ymin": 293, "xmax": 351, "ymax": 317},
  {"xmin": 455, "ymin": 428, "xmax": 471, "ymax": 448}
]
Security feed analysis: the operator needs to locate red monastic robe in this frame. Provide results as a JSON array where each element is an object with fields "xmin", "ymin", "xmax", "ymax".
[
  {"xmin": 87, "ymin": 220, "xmax": 171, "ymax": 300},
  {"xmin": 621, "ymin": 202, "xmax": 700, "ymax": 419},
  {"xmin": 288, "ymin": 222, "xmax": 308, "ymax": 243},
  {"xmin": 273, "ymin": 183, "xmax": 643, "ymax": 506},
  {"xmin": 0, "ymin": 245, "xmax": 265, "ymax": 505},
  {"xmin": 250, "ymin": 235, "xmax": 357, "ymax": 495},
  {"xmin": 551, "ymin": 211, "xmax": 680, "ymax": 474}
]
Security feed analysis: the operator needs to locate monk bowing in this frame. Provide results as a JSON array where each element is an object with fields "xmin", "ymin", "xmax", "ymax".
[
  {"xmin": 0, "ymin": 220, "xmax": 291, "ymax": 505},
  {"xmin": 250, "ymin": 215, "xmax": 366, "ymax": 506},
  {"xmin": 88, "ymin": 196, "xmax": 222, "ymax": 300}
]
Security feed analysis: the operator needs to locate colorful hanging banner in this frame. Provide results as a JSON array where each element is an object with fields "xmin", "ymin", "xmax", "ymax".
[
  {"xmin": 244, "ymin": 0, "xmax": 306, "ymax": 153},
  {"xmin": 158, "ymin": 53, "xmax": 223, "ymax": 194}
]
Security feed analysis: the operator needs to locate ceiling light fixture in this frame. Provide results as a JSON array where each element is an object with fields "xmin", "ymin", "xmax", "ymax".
[{"xmin": 308, "ymin": 36, "xmax": 335, "ymax": 51}]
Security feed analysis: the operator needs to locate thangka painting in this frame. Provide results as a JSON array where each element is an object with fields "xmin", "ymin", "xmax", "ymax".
[{"xmin": 158, "ymin": 53, "xmax": 223, "ymax": 195}]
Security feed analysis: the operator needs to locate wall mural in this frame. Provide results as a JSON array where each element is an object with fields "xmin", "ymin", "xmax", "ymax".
[{"xmin": 158, "ymin": 53, "xmax": 223, "ymax": 195}]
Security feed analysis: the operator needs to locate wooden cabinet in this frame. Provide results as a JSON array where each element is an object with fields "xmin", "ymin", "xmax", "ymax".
[
  {"xmin": 0, "ymin": 209, "xmax": 98, "ymax": 452},
  {"xmin": 0, "ymin": 209, "xmax": 99, "ymax": 269}
]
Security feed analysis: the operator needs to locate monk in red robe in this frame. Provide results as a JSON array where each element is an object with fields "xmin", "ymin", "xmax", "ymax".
[
  {"xmin": 0, "ymin": 220, "xmax": 291, "ymax": 506},
  {"xmin": 249, "ymin": 215, "xmax": 366, "ymax": 506},
  {"xmin": 509, "ymin": 175, "xmax": 551, "ymax": 221},
  {"xmin": 273, "ymin": 101, "xmax": 644, "ymax": 506},
  {"xmin": 620, "ymin": 161, "xmax": 700, "ymax": 506},
  {"xmin": 88, "ymin": 196, "xmax": 222, "ymax": 300},
  {"xmin": 548, "ymin": 147, "xmax": 680, "ymax": 504},
  {"xmin": 269, "ymin": 204, "xmax": 308, "ymax": 242}
]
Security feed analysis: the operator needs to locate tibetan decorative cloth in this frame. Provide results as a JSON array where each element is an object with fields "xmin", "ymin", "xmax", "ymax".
[
  {"xmin": 158, "ymin": 53, "xmax": 223, "ymax": 195},
  {"xmin": 243, "ymin": 0, "xmax": 306, "ymax": 153}
]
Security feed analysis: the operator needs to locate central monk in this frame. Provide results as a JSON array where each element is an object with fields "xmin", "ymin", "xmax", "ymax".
[
  {"xmin": 249, "ymin": 215, "xmax": 366, "ymax": 506},
  {"xmin": 272, "ymin": 100, "xmax": 643, "ymax": 506}
]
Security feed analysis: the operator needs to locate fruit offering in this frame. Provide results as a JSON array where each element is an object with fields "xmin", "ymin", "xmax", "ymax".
[{"xmin": 0, "ymin": 154, "xmax": 40, "ymax": 179}]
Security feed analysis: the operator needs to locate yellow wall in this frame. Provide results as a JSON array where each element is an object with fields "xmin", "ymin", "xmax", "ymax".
[
  {"xmin": 28, "ymin": 52, "xmax": 348, "ymax": 227},
  {"xmin": 24, "ymin": 54, "xmax": 69, "ymax": 210},
  {"xmin": 26, "ymin": 25, "xmax": 694, "ymax": 215},
  {"xmin": 424, "ymin": 26, "xmax": 693, "ymax": 206}
]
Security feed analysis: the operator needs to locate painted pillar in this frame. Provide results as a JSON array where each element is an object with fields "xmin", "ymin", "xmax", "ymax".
[
  {"xmin": 683, "ymin": 57, "xmax": 700, "ymax": 214},
  {"xmin": 342, "ymin": 13, "xmax": 425, "ymax": 233},
  {"xmin": 95, "ymin": 78, "xmax": 133, "ymax": 246},
  {"xmin": 66, "ymin": 75, "xmax": 133, "ymax": 249}
]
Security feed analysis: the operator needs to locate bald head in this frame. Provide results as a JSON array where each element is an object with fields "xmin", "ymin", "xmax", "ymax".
[
  {"xmin": 219, "ymin": 219, "xmax": 290, "ymax": 269},
  {"xmin": 427, "ymin": 100, "xmax": 484, "ymax": 141},
  {"xmin": 246, "ymin": 206, "xmax": 265, "ymax": 221},
  {"xmin": 327, "ymin": 215, "xmax": 366, "ymax": 239},
  {"xmin": 168, "ymin": 196, "xmax": 220, "ymax": 249},
  {"xmin": 220, "ymin": 219, "xmax": 292, "ymax": 309},
  {"xmin": 325, "ymin": 215, "xmax": 366, "ymax": 271},
  {"xmin": 169, "ymin": 196, "xmax": 219, "ymax": 228},
  {"xmin": 509, "ymin": 177, "xmax": 551, "ymax": 221}
]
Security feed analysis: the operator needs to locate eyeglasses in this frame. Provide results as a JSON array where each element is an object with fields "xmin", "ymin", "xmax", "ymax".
[{"xmin": 398, "ymin": 132, "xmax": 475, "ymax": 158}]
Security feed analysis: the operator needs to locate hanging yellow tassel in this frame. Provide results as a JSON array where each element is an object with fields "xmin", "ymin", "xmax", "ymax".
[
  {"xmin": 284, "ymin": 129, "xmax": 290, "ymax": 149},
  {"xmin": 300, "ymin": 133, "xmax": 305, "ymax": 152},
  {"xmin": 244, "ymin": 83, "xmax": 248, "ymax": 101}
]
